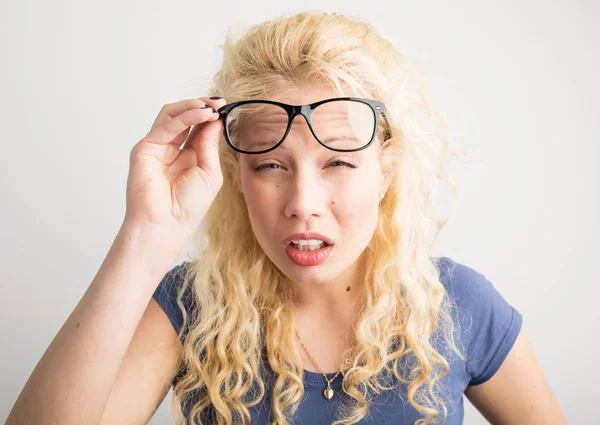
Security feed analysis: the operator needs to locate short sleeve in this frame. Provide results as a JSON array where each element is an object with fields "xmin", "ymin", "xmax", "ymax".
[
  {"xmin": 152, "ymin": 261, "xmax": 195, "ymax": 344},
  {"xmin": 437, "ymin": 257, "xmax": 524, "ymax": 386}
]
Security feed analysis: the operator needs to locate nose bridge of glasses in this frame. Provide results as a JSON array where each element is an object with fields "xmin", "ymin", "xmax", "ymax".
[
  {"xmin": 289, "ymin": 105, "xmax": 313, "ymax": 123},
  {"xmin": 287, "ymin": 106, "xmax": 321, "ymax": 145}
]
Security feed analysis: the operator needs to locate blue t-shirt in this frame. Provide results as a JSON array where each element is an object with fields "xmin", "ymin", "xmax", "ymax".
[{"xmin": 152, "ymin": 256, "xmax": 523, "ymax": 424}]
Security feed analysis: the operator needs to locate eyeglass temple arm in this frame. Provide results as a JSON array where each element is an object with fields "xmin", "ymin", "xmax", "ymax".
[{"xmin": 380, "ymin": 107, "xmax": 393, "ymax": 140}]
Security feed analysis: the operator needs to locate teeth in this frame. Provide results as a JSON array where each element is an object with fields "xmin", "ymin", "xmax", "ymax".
[
  {"xmin": 292, "ymin": 239, "xmax": 324, "ymax": 246},
  {"xmin": 291, "ymin": 239, "xmax": 327, "ymax": 251}
]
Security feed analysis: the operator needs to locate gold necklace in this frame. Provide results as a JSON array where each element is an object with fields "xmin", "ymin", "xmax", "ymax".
[{"xmin": 295, "ymin": 329, "xmax": 353, "ymax": 400}]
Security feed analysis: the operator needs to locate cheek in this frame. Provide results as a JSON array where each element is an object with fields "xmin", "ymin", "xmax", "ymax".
[
  {"xmin": 240, "ymin": 166, "xmax": 264, "ymax": 205},
  {"xmin": 239, "ymin": 170, "xmax": 278, "ymax": 237},
  {"xmin": 243, "ymin": 190, "xmax": 273, "ymax": 251},
  {"xmin": 336, "ymin": 173, "xmax": 375, "ymax": 206},
  {"xmin": 243, "ymin": 182, "xmax": 273, "ymax": 219},
  {"xmin": 332, "ymin": 178, "xmax": 379, "ymax": 224}
]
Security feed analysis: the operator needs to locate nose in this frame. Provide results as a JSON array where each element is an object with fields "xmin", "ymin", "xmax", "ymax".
[{"xmin": 283, "ymin": 165, "xmax": 328, "ymax": 221}]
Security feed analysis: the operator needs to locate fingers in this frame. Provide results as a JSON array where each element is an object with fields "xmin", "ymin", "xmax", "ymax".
[
  {"xmin": 141, "ymin": 97, "xmax": 226, "ymax": 148},
  {"xmin": 150, "ymin": 97, "xmax": 226, "ymax": 131},
  {"xmin": 147, "ymin": 107, "xmax": 218, "ymax": 148},
  {"xmin": 177, "ymin": 97, "xmax": 227, "ymax": 150}
]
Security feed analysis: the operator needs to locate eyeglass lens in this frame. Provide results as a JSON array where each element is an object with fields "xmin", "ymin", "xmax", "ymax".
[{"xmin": 225, "ymin": 100, "xmax": 376, "ymax": 152}]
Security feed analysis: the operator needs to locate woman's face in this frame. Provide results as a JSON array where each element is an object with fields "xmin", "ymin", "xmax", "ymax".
[{"xmin": 238, "ymin": 85, "xmax": 390, "ymax": 286}]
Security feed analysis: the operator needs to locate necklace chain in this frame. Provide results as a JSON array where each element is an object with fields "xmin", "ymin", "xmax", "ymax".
[{"xmin": 294, "ymin": 329, "xmax": 353, "ymax": 400}]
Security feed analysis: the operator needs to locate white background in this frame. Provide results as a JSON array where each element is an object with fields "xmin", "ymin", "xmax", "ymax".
[{"xmin": 1, "ymin": 0, "xmax": 597, "ymax": 423}]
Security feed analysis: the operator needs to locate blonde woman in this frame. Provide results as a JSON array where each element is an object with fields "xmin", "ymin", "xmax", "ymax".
[{"xmin": 7, "ymin": 11, "xmax": 566, "ymax": 425}]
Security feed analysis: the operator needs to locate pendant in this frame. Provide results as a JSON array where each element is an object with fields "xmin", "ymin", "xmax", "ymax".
[{"xmin": 323, "ymin": 384, "xmax": 334, "ymax": 400}]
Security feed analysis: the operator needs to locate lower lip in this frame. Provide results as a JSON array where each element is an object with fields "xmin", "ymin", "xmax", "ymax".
[{"xmin": 285, "ymin": 243, "xmax": 333, "ymax": 266}]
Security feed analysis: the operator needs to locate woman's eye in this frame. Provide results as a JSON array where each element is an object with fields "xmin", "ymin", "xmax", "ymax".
[
  {"xmin": 330, "ymin": 160, "xmax": 356, "ymax": 168},
  {"xmin": 255, "ymin": 163, "xmax": 282, "ymax": 171},
  {"xmin": 254, "ymin": 160, "xmax": 356, "ymax": 172}
]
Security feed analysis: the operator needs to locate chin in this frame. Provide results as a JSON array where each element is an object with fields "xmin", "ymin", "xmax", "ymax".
[{"xmin": 279, "ymin": 263, "xmax": 325, "ymax": 282}]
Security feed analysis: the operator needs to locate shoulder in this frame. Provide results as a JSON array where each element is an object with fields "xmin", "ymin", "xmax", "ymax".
[
  {"xmin": 433, "ymin": 256, "xmax": 524, "ymax": 386},
  {"xmin": 152, "ymin": 261, "xmax": 197, "ymax": 343},
  {"xmin": 435, "ymin": 256, "xmax": 516, "ymax": 313},
  {"xmin": 153, "ymin": 261, "xmax": 195, "ymax": 311},
  {"xmin": 435, "ymin": 255, "xmax": 493, "ymax": 293},
  {"xmin": 154, "ymin": 261, "xmax": 190, "ymax": 291}
]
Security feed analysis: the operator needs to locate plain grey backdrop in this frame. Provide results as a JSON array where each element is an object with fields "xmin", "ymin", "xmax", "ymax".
[{"xmin": 1, "ymin": 0, "xmax": 597, "ymax": 423}]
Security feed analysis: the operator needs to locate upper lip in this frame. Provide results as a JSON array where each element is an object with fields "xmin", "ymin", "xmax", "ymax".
[{"xmin": 282, "ymin": 232, "xmax": 334, "ymax": 246}]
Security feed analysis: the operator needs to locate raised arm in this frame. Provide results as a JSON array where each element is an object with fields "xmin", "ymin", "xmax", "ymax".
[{"xmin": 6, "ymin": 95, "xmax": 226, "ymax": 425}]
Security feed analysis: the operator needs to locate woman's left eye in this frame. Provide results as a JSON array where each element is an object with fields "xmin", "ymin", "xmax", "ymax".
[{"xmin": 329, "ymin": 160, "xmax": 357, "ymax": 168}]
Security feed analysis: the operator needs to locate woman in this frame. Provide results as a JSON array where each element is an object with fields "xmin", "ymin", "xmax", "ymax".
[{"xmin": 6, "ymin": 11, "xmax": 566, "ymax": 425}]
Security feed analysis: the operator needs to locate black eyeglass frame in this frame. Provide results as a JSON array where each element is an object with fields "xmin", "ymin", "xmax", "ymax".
[{"xmin": 216, "ymin": 97, "xmax": 393, "ymax": 155}]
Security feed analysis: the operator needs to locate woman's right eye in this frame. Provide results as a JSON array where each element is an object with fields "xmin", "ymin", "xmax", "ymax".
[{"xmin": 255, "ymin": 163, "xmax": 282, "ymax": 171}]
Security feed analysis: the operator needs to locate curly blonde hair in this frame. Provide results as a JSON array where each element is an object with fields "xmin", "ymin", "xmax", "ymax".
[{"xmin": 168, "ymin": 10, "xmax": 467, "ymax": 425}]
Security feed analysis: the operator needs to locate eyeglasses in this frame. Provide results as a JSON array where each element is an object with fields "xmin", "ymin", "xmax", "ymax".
[{"xmin": 217, "ymin": 97, "xmax": 392, "ymax": 154}]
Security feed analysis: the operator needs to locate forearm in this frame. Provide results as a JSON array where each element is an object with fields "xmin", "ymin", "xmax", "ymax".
[{"xmin": 6, "ymin": 223, "xmax": 181, "ymax": 425}]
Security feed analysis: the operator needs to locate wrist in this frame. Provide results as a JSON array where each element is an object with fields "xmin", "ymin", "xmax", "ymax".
[{"xmin": 114, "ymin": 222, "xmax": 185, "ymax": 275}]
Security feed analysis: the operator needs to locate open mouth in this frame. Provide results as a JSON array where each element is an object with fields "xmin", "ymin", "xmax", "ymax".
[
  {"xmin": 288, "ymin": 240, "xmax": 331, "ymax": 251},
  {"xmin": 285, "ymin": 240, "xmax": 334, "ymax": 266}
]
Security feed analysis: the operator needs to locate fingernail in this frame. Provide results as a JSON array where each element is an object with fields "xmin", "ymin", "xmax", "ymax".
[
  {"xmin": 201, "ymin": 105, "xmax": 212, "ymax": 109},
  {"xmin": 209, "ymin": 96, "xmax": 223, "ymax": 100}
]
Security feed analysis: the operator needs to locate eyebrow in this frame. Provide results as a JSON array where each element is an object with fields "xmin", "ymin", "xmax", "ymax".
[
  {"xmin": 320, "ymin": 135, "xmax": 362, "ymax": 144},
  {"xmin": 248, "ymin": 135, "xmax": 363, "ymax": 152}
]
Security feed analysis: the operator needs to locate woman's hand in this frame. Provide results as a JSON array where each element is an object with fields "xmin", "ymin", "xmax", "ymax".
[{"xmin": 123, "ymin": 96, "xmax": 227, "ymax": 247}]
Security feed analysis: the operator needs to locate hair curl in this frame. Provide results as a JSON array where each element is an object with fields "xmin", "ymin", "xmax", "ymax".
[{"xmin": 168, "ymin": 10, "xmax": 468, "ymax": 425}]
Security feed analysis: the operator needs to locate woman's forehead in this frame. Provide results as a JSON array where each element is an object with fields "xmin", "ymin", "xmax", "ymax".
[{"xmin": 264, "ymin": 82, "xmax": 347, "ymax": 105}]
